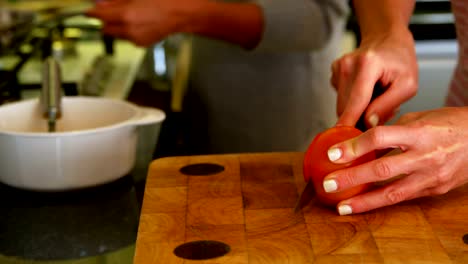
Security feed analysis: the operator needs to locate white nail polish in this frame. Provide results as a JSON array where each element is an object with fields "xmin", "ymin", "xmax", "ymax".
[
  {"xmin": 338, "ymin": 205, "xmax": 353, "ymax": 215},
  {"xmin": 369, "ymin": 114, "xmax": 379, "ymax": 127},
  {"xmin": 327, "ymin": 148, "xmax": 342, "ymax": 162},
  {"xmin": 323, "ymin": 179, "xmax": 338, "ymax": 193}
]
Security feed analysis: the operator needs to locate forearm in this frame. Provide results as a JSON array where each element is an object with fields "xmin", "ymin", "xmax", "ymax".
[
  {"xmin": 183, "ymin": 1, "xmax": 263, "ymax": 50},
  {"xmin": 182, "ymin": 0, "xmax": 349, "ymax": 52},
  {"xmin": 353, "ymin": 0, "xmax": 415, "ymax": 41}
]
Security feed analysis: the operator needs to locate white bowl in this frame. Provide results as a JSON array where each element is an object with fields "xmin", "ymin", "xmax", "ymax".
[{"xmin": 0, "ymin": 96, "xmax": 165, "ymax": 191}]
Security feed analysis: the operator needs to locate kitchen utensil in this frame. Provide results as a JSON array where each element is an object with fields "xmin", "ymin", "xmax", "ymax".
[
  {"xmin": 356, "ymin": 83, "xmax": 385, "ymax": 131},
  {"xmin": 293, "ymin": 180, "xmax": 315, "ymax": 213},
  {"xmin": 0, "ymin": 96, "xmax": 165, "ymax": 191},
  {"xmin": 40, "ymin": 57, "xmax": 62, "ymax": 132},
  {"xmin": 295, "ymin": 84, "xmax": 386, "ymax": 212}
]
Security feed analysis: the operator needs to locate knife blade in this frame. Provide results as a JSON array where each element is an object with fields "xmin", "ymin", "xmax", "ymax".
[{"xmin": 294, "ymin": 181, "xmax": 315, "ymax": 213}]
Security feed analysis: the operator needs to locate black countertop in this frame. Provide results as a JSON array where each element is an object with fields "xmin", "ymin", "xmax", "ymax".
[{"xmin": 0, "ymin": 173, "xmax": 145, "ymax": 263}]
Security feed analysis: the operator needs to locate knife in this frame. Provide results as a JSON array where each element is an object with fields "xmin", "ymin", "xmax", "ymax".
[
  {"xmin": 355, "ymin": 83, "xmax": 385, "ymax": 132},
  {"xmin": 294, "ymin": 84, "xmax": 385, "ymax": 213},
  {"xmin": 294, "ymin": 180, "xmax": 316, "ymax": 213}
]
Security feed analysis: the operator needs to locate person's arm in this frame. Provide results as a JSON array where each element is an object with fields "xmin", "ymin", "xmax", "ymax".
[
  {"xmin": 332, "ymin": 0, "xmax": 418, "ymax": 128},
  {"xmin": 86, "ymin": 0, "xmax": 263, "ymax": 49},
  {"xmin": 324, "ymin": 0, "xmax": 468, "ymax": 216},
  {"xmin": 86, "ymin": 0, "xmax": 348, "ymax": 51},
  {"xmin": 188, "ymin": 0, "xmax": 350, "ymax": 51},
  {"xmin": 183, "ymin": 1, "xmax": 263, "ymax": 50},
  {"xmin": 353, "ymin": 0, "xmax": 414, "ymax": 39}
]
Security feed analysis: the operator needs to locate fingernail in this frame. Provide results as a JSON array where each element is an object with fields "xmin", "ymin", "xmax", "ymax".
[
  {"xmin": 338, "ymin": 204, "xmax": 353, "ymax": 215},
  {"xmin": 327, "ymin": 147, "xmax": 342, "ymax": 162},
  {"xmin": 323, "ymin": 179, "xmax": 338, "ymax": 193},
  {"xmin": 369, "ymin": 114, "xmax": 379, "ymax": 127}
]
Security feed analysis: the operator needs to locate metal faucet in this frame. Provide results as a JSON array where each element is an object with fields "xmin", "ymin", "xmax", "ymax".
[{"xmin": 40, "ymin": 57, "xmax": 62, "ymax": 132}]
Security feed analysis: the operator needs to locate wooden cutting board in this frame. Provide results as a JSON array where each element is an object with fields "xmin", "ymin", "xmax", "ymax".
[{"xmin": 134, "ymin": 152, "xmax": 468, "ymax": 263}]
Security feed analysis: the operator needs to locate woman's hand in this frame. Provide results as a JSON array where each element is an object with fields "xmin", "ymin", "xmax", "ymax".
[
  {"xmin": 86, "ymin": 0, "xmax": 206, "ymax": 46},
  {"xmin": 331, "ymin": 28, "xmax": 418, "ymax": 129},
  {"xmin": 322, "ymin": 107, "xmax": 468, "ymax": 215}
]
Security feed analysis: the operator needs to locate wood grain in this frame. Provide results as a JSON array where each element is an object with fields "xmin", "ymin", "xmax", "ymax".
[{"xmin": 134, "ymin": 152, "xmax": 468, "ymax": 263}]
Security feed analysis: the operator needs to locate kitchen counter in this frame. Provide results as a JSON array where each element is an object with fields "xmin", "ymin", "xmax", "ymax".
[
  {"xmin": 0, "ymin": 3, "xmax": 153, "ymax": 263},
  {"xmin": 0, "ymin": 174, "xmax": 142, "ymax": 264},
  {"xmin": 134, "ymin": 152, "xmax": 468, "ymax": 263}
]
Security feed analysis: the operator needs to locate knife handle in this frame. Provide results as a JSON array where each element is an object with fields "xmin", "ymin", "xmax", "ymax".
[{"xmin": 355, "ymin": 83, "xmax": 385, "ymax": 132}]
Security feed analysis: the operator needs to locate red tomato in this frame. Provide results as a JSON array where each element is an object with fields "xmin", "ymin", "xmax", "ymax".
[{"xmin": 303, "ymin": 126, "xmax": 376, "ymax": 207}]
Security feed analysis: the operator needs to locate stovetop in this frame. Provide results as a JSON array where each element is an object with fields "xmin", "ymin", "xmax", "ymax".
[{"xmin": 0, "ymin": 12, "xmax": 146, "ymax": 104}]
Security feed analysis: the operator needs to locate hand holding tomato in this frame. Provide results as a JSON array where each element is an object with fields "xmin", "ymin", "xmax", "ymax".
[
  {"xmin": 303, "ymin": 126, "xmax": 376, "ymax": 207},
  {"xmin": 321, "ymin": 108, "xmax": 468, "ymax": 216}
]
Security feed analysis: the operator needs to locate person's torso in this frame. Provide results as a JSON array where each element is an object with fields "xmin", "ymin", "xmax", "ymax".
[{"xmin": 183, "ymin": 0, "xmax": 347, "ymax": 153}]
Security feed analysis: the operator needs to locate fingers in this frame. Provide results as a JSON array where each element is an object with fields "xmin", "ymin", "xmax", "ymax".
[
  {"xmin": 335, "ymin": 172, "xmax": 433, "ymax": 215},
  {"xmin": 86, "ymin": 1, "xmax": 137, "ymax": 42},
  {"xmin": 322, "ymin": 126, "xmax": 422, "ymax": 195},
  {"xmin": 335, "ymin": 52, "xmax": 382, "ymax": 127},
  {"xmin": 330, "ymin": 56, "xmax": 344, "ymax": 91},
  {"xmin": 332, "ymin": 56, "xmax": 354, "ymax": 116},
  {"xmin": 330, "ymin": 61, "xmax": 339, "ymax": 91},
  {"xmin": 331, "ymin": 43, "xmax": 418, "ymax": 128},
  {"xmin": 323, "ymin": 150, "xmax": 417, "ymax": 194},
  {"xmin": 327, "ymin": 125, "xmax": 415, "ymax": 164},
  {"xmin": 86, "ymin": 0, "xmax": 166, "ymax": 46}
]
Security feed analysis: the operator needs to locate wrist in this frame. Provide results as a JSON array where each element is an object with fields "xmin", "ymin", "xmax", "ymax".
[
  {"xmin": 174, "ymin": 0, "xmax": 211, "ymax": 34},
  {"xmin": 179, "ymin": 0, "xmax": 217, "ymax": 34},
  {"xmin": 354, "ymin": 0, "xmax": 415, "ymax": 46},
  {"xmin": 360, "ymin": 25, "xmax": 414, "ymax": 47}
]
